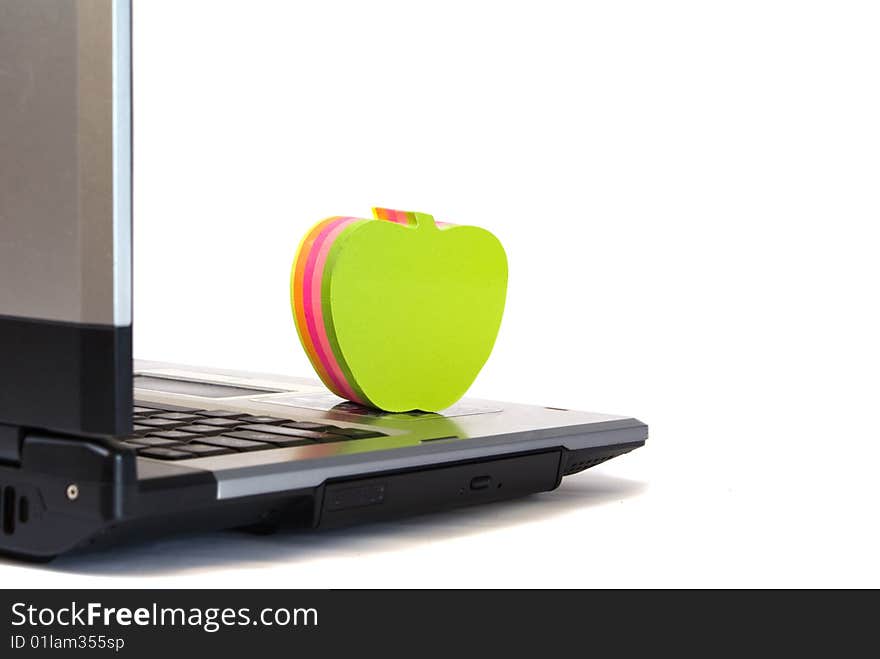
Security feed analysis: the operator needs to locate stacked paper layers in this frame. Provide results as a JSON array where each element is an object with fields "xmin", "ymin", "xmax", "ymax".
[{"xmin": 290, "ymin": 208, "xmax": 507, "ymax": 412}]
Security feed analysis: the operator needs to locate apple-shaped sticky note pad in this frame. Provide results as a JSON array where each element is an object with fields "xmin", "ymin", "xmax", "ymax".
[{"xmin": 291, "ymin": 208, "xmax": 507, "ymax": 412}]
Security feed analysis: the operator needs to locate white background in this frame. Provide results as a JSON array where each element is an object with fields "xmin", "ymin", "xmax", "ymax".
[{"xmin": 4, "ymin": 0, "xmax": 880, "ymax": 587}]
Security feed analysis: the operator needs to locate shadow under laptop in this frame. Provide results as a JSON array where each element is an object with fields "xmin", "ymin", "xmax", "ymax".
[{"xmin": 40, "ymin": 472, "xmax": 646, "ymax": 577}]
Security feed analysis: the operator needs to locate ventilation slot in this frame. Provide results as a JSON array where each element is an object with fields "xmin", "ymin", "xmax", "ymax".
[
  {"xmin": 563, "ymin": 455, "xmax": 613, "ymax": 476},
  {"xmin": 2, "ymin": 485, "xmax": 16, "ymax": 535},
  {"xmin": 1, "ymin": 485, "xmax": 29, "ymax": 535}
]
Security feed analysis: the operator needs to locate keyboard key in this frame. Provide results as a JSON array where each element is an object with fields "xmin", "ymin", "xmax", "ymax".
[
  {"xmin": 133, "ymin": 406, "xmax": 159, "ymax": 415},
  {"xmin": 237, "ymin": 415, "xmax": 289, "ymax": 425},
  {"xmin": 139, "ymin": 447, "xmax": 192, "ymax": 460},
  {"xmin": 128, "ymin": 436, "xmax": 184, "ymax": 447},
  {"xmin": 239, "ymin": 424, "xmax": 341, "ymax": 441},
  {"xmin": 175, "ymin": 443, "xmax": 235, "ymax": 457},
  {"xmin": 152, "ymin": 412, "xmax": 200, "ymax": 422},
  {"xmin": 194, "ymin": 417, "xmax": 243, "ymax": 428},
  {"xmin": 197, "ymin": 436, "xmax": 270, "ymax": 451},
  {"xmin": 131, "ymin": 424, "xmax": 153, "ymax": 436},
  {"xmin": 196, "ymin": 410, "xmax": 245, "ymax": 419},
  {"xmin": 283, "ymin": 421, "xmax": 339, "ymax": 432},
  {"xmin": 120, "ymin": 441, "xmax": 145, "ymax": 450},
  {"xmin": 135, "ymin": 418, "xmax": 188, "ymax": 430},
  {"xmin": 148, "ymin": 430, "xmax": 198, "ymax": 441},
  {"xmin": 224, "ymin": 431, "xmax": 315, "ymax": 447},
  {"xmin": 176, "ymin": 424, "xmax": 229, "ymax": 435},
  {"xmin": 330, "ymin": 427, "xmax": 387, "ymax": 439}
]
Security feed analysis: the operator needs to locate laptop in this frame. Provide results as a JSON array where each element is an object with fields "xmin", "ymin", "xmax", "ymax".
[{"xmin": 0, "ymin": 0, "xmax": 647, "ymax": 561}]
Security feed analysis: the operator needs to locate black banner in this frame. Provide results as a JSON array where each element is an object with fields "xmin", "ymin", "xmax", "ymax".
[{"xmin": 0, "ymin": 589, "xmax": 870, "ymax": 656}]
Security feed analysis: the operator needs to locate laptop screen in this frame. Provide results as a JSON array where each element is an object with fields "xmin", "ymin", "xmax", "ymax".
[
  {"xmin": 0, "ymin": 0, "xmax": 131, "ymax": 327},
  {"xmin": 0, "ymin": 0, "xmax": 133, "ymax": 438}
]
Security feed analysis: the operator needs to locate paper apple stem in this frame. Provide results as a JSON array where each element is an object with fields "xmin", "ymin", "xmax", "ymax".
[
  {"xmin": 412, "ymin": 212, "xmax": 438, "ymax": 232},
  {"xmin": 373, "ymin": 207, "xmax": 452, "ymax": 230}
]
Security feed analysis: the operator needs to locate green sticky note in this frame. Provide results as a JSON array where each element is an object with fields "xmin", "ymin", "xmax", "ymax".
[{"xmin": 291, "ymin": 209, "xmax": 508, "ymax": 412}]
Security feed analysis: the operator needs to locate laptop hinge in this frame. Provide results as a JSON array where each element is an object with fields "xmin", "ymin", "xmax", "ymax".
[{"xmin": 0, "ymin": 424, "xmax": 24, "ymax": 466}]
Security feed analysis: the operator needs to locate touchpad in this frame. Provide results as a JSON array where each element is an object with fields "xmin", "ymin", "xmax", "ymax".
[
  {"xmin": 254, "ymin": 392, "xmax": 502, "ymax": 418},
  {"xmin": 134, "ymin": 375, "xmax": 283, "ymax": 399}
]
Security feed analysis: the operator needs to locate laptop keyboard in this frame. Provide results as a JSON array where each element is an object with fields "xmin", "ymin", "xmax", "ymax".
[{"xmin": 124, "ymin": 402, "xmax": 388, "ymax": 460}]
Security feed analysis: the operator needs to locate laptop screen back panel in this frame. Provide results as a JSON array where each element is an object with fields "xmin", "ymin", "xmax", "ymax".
[{"xmin": 0, "ymin": 0, "xmax": 132, "ymax": 436}]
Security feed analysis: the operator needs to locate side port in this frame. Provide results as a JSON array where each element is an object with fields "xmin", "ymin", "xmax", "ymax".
[{"xmin": 318, "ymin": 451, "xmax": 562, "ymax": 529}]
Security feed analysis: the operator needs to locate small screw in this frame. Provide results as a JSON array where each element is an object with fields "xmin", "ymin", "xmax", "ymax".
[{"xmin": 66, "ymin": 484, "xmax": 80, "ymax": 501}]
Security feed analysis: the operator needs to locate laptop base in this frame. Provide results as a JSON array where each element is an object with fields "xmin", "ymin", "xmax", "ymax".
[
  {"xmin": 0, "ymin": 430, "xmax": 640, "ymax": 561},
  {"xmin": 0, "ymin": 363, "xmax": 647, "ymax": 561}
]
